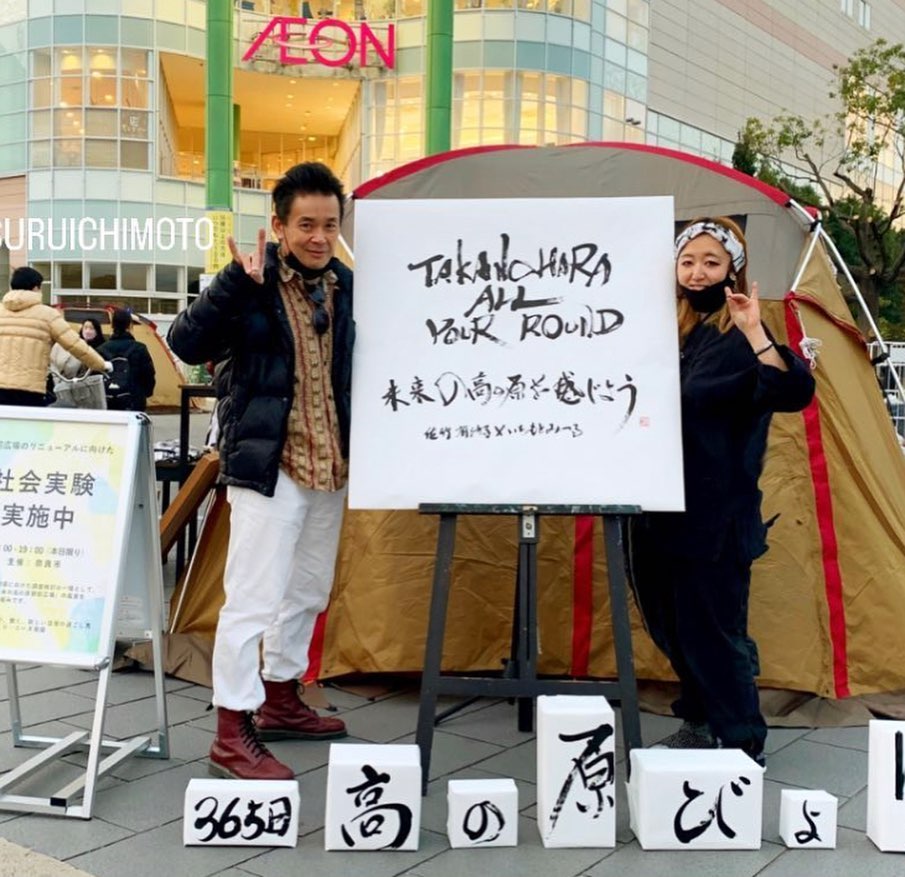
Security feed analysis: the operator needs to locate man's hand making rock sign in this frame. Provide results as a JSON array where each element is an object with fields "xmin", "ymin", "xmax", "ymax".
[{"xmin": 227, "ymin": 228, "xmax": 267, "ymax": 285}]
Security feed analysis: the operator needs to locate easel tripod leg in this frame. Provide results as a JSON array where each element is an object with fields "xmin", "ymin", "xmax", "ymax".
[
  {"xmin": 416, "ymin": 513, "xmax": 457, "ymax": 795},
  {"xmin": 603, "ymin": 516, "xmax": 643, "ymax": 770}
]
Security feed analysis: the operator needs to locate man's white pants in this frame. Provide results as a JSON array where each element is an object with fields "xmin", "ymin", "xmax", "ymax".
[{"xmin": 212, "ymin": 470, "xmax": 346, "ymax": 711}]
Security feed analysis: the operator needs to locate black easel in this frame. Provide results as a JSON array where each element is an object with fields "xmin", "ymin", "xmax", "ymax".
[{"xmin": 414, "ymin": 503, "xmax": 643, "ymax": 794}]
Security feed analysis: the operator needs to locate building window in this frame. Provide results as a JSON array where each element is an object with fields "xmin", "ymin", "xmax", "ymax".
[
  {"xmin": 156, "ymin": 264, "xmax": 180, "ymax": 293},
  {"xmin": 122, "ymin": 263, "xmax": 149, "ymax": 290},
  {"xmin": 89, "ymin": 262, "xmax": 117, "ymax": 290},
  {"xmin": 59, "ymin": 262, "xmax": 83, "ymax": 289},
  {"xmin": 28, "ymin": 46, "xmax": 151, "ymax": 171},
  {"xmin": 148, "ymin": 297, "xmax": 181, "ymax": 315}
]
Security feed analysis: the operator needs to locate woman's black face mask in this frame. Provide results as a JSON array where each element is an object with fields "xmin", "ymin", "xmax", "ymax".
[{"xmin": 681, "ymin": 274, "xmax": 735, "ymax": 314}]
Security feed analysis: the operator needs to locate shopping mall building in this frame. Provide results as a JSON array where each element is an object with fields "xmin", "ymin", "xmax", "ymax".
[{"xmin": 0, "ymin": 0, "xmax": 901, "ymax": 327}]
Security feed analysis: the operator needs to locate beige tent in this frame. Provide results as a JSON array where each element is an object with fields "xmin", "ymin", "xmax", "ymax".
[
  {"xmin": 166, "ymin": 143, "xmax": 905, "ymax": 700},
  {"xmin": 60, "ymin": 306, "xmax": 185, "ymax": 410}
]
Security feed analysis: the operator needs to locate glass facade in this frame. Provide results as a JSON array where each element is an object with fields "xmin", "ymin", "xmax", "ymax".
[
  {"xmin": 0, "ymin": 1, "xmax": 654, "ymax": 320},
  {"xmin": 645, "ymin": 111, "xmax": 736, "ymax": 166},
  {"xmin": 29, "ymin": 45, "xmax": 151, "ymax": 171},
  {"xmin": 359, "ymin": 0, "xmax": 650, "ymax": 180},
  {"xmin": 6, "ymin": 0, "xmax": 896, "ymax": 321}
]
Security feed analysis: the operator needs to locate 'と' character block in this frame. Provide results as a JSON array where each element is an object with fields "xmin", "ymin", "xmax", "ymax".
[
  {"xmin": 536, "ymin": 694, "xmax": 616, "ymax": 848},
  {"xmin": 628, "ymin": 748, "xmax": 763, "ymax": 850},
  {"xmin": 867, "ymin": 719, "xmax": 905, "ymax": 852},
  {"xmin": 447, "ymin": 778, "xmax": 518, "ymax": 848},
  {"xmin": 324, "ymin": 743, "xmax": 421, "ymax": 851},
  {"xmin": 779, "ymin": 789, "xmax": 837, "ymax": 848}
]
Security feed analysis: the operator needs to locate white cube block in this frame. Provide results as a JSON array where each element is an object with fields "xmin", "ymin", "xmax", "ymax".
[
  {"xmin": 183, "ymin": 778, "xmax": 299, "ymax": 846},
  {"xmin": 867, "ymin": 719, "xmax": 905, "ymax": 851},
  {"xmin": 446, "ymin": 778, "xmax": 518, "ymax": 848},
  {"xmin": 779, "ymin": 789, "xmax": 837, "ymax": 848},
  {"xmin": 628, "ymin": 749, "xmax": 763, "ymax": 850},
  {"xmin": 324, "ymin": 743, "xmax": 421, "ymax": 851},
  {"xmin": 536, "ymin": 694, "xmax": 616, "ymax": 848}
]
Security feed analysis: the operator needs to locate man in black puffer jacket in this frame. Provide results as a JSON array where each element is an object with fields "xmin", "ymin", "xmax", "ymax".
[{"xmin": 168, "ymin": 162, "xmax": 353, "ymax": 781}]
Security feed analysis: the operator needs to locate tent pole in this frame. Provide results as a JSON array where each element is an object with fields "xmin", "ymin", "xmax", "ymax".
[
  {"xmin": 789, "ymin": 223, "xmax": 822, "ymax": 293},
  {"xmin": 817, "ymin": 226, "xmax": 905, "ymax": 406},
  {"xmin": 817, "ymin": 226, "xmax": 886, "ymax": 350}
]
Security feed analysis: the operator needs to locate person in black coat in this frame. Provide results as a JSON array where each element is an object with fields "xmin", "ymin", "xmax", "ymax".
[
  {"xmin": 96, "ymin": 308, "xmax": 156, "ymax": 411},
  {"xmin": 629, "ymin": 216, "xmax": 815, "ymax": 767},
  {"xmin": 167, "ymin": 161, "xmax": 352, "ymax": 782}
]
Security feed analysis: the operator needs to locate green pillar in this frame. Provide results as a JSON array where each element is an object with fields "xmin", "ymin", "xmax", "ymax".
[
  {"xmin": 206, "ymin": 1, "xmax": 233, "ymax": 210},
  {"xmin": 424, "ymin": 1, "xmax": 453, "ymax": 156},
  {"xmin": 233, "ymin": 103, "xmax": 241, "ymax": 167}
]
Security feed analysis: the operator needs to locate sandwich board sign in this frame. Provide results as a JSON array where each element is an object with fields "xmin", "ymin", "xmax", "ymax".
[{"xmin": 0, "ymin": 407, "xmax": 169, "ymax": 818}]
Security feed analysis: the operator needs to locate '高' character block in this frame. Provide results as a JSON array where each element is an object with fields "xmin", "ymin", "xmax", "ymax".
[{"xmin": 324, "ymin": 743, "xmax": 421, "ymax": 851}]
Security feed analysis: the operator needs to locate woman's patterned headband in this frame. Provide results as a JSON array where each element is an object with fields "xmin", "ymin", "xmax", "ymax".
[{"xmin": 674, "ymin": 221, "xmax": 746, "ymax": 273}]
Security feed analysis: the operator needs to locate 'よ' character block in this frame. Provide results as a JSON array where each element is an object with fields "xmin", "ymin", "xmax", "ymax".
[{"xmin": 779, "ymin": 788, "xmax": 837, "ymax": 848}]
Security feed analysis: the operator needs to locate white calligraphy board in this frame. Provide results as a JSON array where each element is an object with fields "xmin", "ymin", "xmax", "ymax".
[
  {"xmin": 350, "ymin": 196, "xmax": 683, "ymax": 510},
  {"xmin": 183, "ymin": 779, "xmax": 299, "ymax": 846},
  {"xmin": 628, "ymin": 749, "xmax": 763, "ymax": 850},
  {"xmin": 0, "ymin": 407, "xmax": 159, "ymax": 668},
  {"xmin": 536, "ymin": 694, "xmax": 616, "ymax": 848},
  {"xmin": 779, "ymin": 788, "xmax": 837, "ymax": 849},
  {"xmin": 324, "ymin": 743, "xmax": 421, "ymax": 851},
  {"xmin": 867, "ymin": 719, "xmax": 905, "ymax": 851},
  {"xmin": 447, "ymin": 778, "xmax": 518, "ymax": 848}
]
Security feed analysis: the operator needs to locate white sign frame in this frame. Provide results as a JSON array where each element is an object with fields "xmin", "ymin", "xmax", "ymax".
[
  {"xmin": 350, "ymin": 196, "xmax": 683, "ymax": 511},
  {"xmin": 0, "ymin": 407, "xmax": 169, "ymax": 818}
]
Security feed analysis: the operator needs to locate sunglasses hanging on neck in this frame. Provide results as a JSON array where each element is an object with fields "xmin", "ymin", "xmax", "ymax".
[{"xmin": 306, "ymin": 283, "xmax": 330, "ymax": 335}]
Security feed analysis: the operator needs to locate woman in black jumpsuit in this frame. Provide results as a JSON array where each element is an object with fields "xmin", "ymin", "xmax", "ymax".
[{"xmin": 630, "ymin": 216, "xmax": 815, "ymax": 766}]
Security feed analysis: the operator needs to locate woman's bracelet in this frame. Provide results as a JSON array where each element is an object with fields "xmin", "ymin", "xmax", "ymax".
[{"xmin": 754, "ymin": 340, "xmax": 775, "ymax": 357}]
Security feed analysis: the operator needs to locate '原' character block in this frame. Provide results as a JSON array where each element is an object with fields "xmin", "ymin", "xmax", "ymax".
[{"xmin": 536, "ymin": 694, "xmax": 616, "ymax": 848}]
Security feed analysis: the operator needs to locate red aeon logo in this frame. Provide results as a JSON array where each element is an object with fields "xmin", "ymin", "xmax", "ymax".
[{"xmin": 242, "ymin": 17, "xmax": 396, "ymax": 68}]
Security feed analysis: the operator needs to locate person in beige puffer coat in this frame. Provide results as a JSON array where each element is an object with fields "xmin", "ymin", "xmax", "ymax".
[{"xmin": 0, "ymin": 266, "xmax": 111, "ymax": 407}]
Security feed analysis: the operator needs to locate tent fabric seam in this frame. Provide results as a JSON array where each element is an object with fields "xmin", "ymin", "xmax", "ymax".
[{"xmin": 784, "ymin": 294, "xmax": 851, "ymax": 698}]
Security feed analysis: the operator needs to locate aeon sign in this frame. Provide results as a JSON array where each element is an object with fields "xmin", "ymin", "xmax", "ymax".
[{"xmin": 242, "ymin": 17, "xmax": 396, "ymax": 68}]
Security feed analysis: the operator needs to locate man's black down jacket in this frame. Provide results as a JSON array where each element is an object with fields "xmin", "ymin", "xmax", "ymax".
[{"xmin": 167, "ymin": 242, "xmax": 354, "ymax": 497}]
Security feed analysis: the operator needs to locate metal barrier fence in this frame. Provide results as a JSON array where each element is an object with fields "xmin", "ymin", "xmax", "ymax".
[{"xmin": 869, "ymin": 341, "xmax": 905, "ymax": 440}]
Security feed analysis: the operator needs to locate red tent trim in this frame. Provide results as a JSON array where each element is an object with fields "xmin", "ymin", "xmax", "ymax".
[
  {"xmin": 303, "ymin": 610, "xmax": 328, "ymax": 684},
  {"xmin": 354, "ymin": 145, "xmax": 533, "ymax": 199},
  {"xmin": 784, "ymin": 294, "xmax": 850, "ymax": 698},
  {"xmin": 353, "ymin": 142, "xmax": 791, "ymax": 208},
  {"xmin": 570, "ymin": 515, "xmax": 595, "ymax": 676}
]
